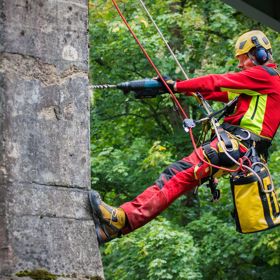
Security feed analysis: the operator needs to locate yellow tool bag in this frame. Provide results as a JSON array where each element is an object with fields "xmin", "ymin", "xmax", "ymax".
[{"xmin": 230, "ymin": 148, "xmax": 280, "ymax": 233}]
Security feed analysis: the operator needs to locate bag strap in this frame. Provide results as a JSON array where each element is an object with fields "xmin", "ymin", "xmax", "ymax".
[
  {"xmin": 217, "ymin": 127, "xmax": 233, "ymax": 151},
  {"xmin": 261, "ymin": 65, "xmax": 280, "ymax": 76}
]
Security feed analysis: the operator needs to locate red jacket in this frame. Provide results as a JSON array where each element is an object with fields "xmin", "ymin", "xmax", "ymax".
[{"xmin": 176, "ymin": 64, "xmax": 280, "ymax": 139}]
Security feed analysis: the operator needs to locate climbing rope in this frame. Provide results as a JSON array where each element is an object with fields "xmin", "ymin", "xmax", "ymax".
[
  {"xmin": 109, "ymin": 0, "xmax": 274, "ymax": 188},
  {"xmin": 111, "ymin": 0, "xmax": 247, "ymax": 172}
]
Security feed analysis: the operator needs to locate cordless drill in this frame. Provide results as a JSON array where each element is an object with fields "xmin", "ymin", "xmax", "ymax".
[{"xmin": 116, "ymin": 79, "xmax": 165, "ymax": 98}]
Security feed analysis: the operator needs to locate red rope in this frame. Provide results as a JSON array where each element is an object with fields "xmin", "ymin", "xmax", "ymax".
[
  {"xmin": 111, "ymin": 0, "xmax": 186, "ymax": 119},
  {"xmin": 111, "ymin": 0, "xmax": 243, "ymax": 173}
]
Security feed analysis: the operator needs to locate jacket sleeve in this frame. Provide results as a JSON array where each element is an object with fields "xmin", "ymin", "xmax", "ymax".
[
  {"xmin": 196, "ymin": 91, "xmax": 231, "ymax": 102},
  {"xmin": 176, "ymin": 66, "xmax": 274, "ymax": 97}
]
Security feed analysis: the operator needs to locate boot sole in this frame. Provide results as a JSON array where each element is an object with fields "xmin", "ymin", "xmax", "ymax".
[
  {"xmin": 88, "ymin": 191, "xmax": 119, "ymax": 231},
  {"xmin": 88, "ymin": 191, "xmax": 118, "ymax": 245},
  {"xmin": 88, "ymin": 191, "xmax": 104, "ymax": 245},
  {"xmin": 88, "ymin": 191, "xmax": 104, "ymax": 222}
]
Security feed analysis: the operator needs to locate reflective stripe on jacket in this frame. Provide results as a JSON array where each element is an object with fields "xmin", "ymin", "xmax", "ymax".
[{"xmin": 176, "ymin": 63, "xmax": 280, "ymax": 139}]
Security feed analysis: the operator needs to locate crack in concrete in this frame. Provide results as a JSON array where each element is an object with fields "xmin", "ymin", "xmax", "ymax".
[
  {"xmin": 0, "ymin": 181, "xmax": 90, "ymax": 191},
  {"xmin": 15, "ymin": 213, "xmax": 93, "ymax": 221},
  {"xmin": 0, "ymin": 52, "xmax": 87, "ymax": 86},
  {"xmin": 31, "ymin": 181, "xmax": 89, "ymax": 190}
]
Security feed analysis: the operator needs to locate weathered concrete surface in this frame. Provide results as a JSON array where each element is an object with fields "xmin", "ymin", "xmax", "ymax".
[{"xmin": 0, "ymin": 0, "xmax": 104, "ymax": 279}]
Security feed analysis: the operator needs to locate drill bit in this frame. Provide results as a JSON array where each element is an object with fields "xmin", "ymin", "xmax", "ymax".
[{"xmin": 89, "ymin": 84, "xmax": 117, "ymax": 90}]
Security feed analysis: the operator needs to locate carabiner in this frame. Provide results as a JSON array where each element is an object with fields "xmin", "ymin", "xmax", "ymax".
[{"xmin": 236, "ymin": 129, "xmax": 251, "ymax": 141}]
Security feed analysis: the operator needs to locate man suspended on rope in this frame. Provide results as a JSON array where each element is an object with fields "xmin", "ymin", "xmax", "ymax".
[{"xmin": 89, "ymin": 30, "xmax": 280, "ymax": 244}]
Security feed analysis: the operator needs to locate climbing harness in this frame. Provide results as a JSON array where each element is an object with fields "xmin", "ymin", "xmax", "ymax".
[
  {"xmin": 110, "ymin": 0, "xmax": 270, "ymax": 178},
  {"xmin": 95, "ymin": 0, "xmax": 280, "ymax": 230}
]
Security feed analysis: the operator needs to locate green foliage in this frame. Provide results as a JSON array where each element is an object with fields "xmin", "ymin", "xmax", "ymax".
[
  {"xmin": 89, "ymin": 0, "xmax": 280, "ymax": 279},
  {"xmin": 102, "ymin": 218, "xmax": 202, "ymax": 280},
  {"xmin": 188, "ymin": 214, "xmax": 258, "ymax": 279},
  {"xmin": 91, "ymin": 138, "xmax": 174, "ymax": 201},
  {"xmin": 254, "ymin": 227, "xmax": 280, "ymax": 267},
  {"xmin": 102, "ymin": 214, "xmax": 280, "ymax": 280}
]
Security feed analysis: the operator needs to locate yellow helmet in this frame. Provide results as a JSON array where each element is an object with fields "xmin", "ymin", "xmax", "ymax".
[{"xmin": 235, "ymin": 30, "xmax": 271, "ymax": 57}]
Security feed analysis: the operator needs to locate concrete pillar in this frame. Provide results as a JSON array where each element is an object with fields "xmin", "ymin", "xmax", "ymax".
[{"xmin": 0, "ymin": 0, "xmax": 104, "ymax": 279}]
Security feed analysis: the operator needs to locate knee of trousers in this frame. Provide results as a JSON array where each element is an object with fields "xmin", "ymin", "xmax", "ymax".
[
  {"xmin": 155, "ymin": 160, "xmax": 194, "ymax": 189},
  {"xmin": 154, "ymin": 159, "xmax": 204, "ymax": 202}
]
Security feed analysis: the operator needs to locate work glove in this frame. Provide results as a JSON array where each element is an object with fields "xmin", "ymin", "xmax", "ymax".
[{"xmin": 154, "ymin": 75, "xmax": 176, "ymax": 92}]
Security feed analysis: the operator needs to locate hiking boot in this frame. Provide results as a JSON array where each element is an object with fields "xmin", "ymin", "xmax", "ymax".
[
  {"xmin": 88, "ymin": 190, "xmax": 126, "ymax": 244},
  {"xmin": 95, "ymin": 222, "xmax": 121, "ymax": 244}
]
